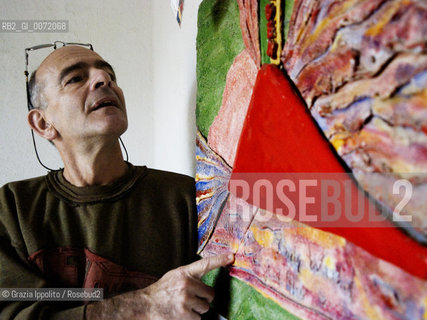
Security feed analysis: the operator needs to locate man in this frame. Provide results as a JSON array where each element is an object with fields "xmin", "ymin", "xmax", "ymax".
[{"xmin": 0, "ymin": 45, "xmax": 233, "ymax": 319}]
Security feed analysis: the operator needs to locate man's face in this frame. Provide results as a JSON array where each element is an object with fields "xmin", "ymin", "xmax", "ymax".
[{"xmin": 36, "ymin": 46, "xmax": 128, "ymax": 145}]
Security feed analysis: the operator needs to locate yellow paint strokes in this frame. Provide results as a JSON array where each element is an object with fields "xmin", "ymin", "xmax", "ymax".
[
  {"xmin": 418, "ymin": 89, "xmax": 427, "ymax": 104},
  {"xmin": 271, "ymin": 0, "xmax": 282, "ymax": 65},
  {"xmin": 230, "ymin": 239, "xmax": 240, "ymax": 253},
  {"xmin": 298, "ymin": 266, "xmax": 314, "ymax": 285},
  {"xmin": 359, "ymin": 115, "xmax": 427, "ymax": 172},
  {"xmin": 399, "ymin": 82, "xmax": 427, "ymax": 97},
  {"xmin": 295, "ymin": 266, "xmax": 328, "ymax": 298},
  {"xmin": 303, "ymin": 0, "xmax": 359, "ymax": 52},
  {"xmin": 233, "ymin": 257, "xmax": 253, "ymax": 270},
  {"xmin": 285, "ymin": 224, "xmax": 346, "ymax": 248},
  {"xmin": 195, "ymin": 173, "xmax": 215, "ymax": 182},
  {"xmin": 195, "ymin": 173, "xmax": 217, "ymax": 182},
  {"xmin": 372, "ymin": 88, "xmax": 427, "ymax": 115},
  {"xmin": 365, "ymin": 0, "xmax": 410, "ymax": 37},
  {"xmin": 324, "ymin": 255, "xmax": 335, "ymax": 270},
  {"xmin": 195, "ymin": 155, "xmax": 219, "ymax": 168},
  {"xmin": 295, "ymin": 21, "xmax": 305, "ymax": 43},
  {"xmin": 371, "ymin": 95, "xmax": 398, "ymax": 116},
  {"xmin": 359, "ymin": 117, "xmax": 387, "ymax": 135},
  {"xmin": 330, "ymin": 133, "xmax": 348, "ymax": 152},
  {"xmin": 354, "ymin": 276, "xmax": 383, "ymax": 319},
  {"xmin": 196, "ymin": 191, "xmax": 214, "ymax": 205},
  {"xmin": 197, "ymin": 216, "xmax": 207, "ymax": 228},
  {"xmin": 330, "ymin": 32, "xmax": 343, "ymax": 52},
  {"xmin": 250, "ymin": 225, "xmax": 274, "ymax": 248},
  {"xmin": 360, "ymin": 116, "xmax": 413, "ymax": 145},
  {"xmin": 423, "ymin": 295, "xmax": 427, "ymax": 320}
]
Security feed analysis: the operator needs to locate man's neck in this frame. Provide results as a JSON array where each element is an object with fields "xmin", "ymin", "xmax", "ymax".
[{"xmin": 59, "ymin": 139, "xmax": 128, "ymax": 187}]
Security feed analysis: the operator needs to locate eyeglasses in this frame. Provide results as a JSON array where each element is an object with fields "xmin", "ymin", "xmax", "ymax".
[
  {"xmin": 24, "ymin": 41, "xmax": 94, "ymax": 171},
  {"xmin": 23, "ymin": 41, "xmax": 129, "ymax": 171},
  {"xmin": 25, "ymin": 41, "xmax": 93, "ymax": 111}
]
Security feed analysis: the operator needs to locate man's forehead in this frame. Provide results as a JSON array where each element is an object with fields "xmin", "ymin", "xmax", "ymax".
[{"xmin": 37, "ymin": 46, "xmax": 106, "ymax": 79}]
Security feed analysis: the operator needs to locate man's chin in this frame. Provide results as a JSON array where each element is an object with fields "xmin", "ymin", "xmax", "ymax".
[{"xmin": 92, "ymin": 119, "xmax": 128, "ymax": 139}]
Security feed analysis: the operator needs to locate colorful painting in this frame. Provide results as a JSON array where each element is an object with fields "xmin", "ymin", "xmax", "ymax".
[
  {"xmin": 171, "ymin": 0, "xmax": 185, "ymax": 26},
  {"xmin": 196, "ymin": 0, "xmax": 427, "ymax": 319}
]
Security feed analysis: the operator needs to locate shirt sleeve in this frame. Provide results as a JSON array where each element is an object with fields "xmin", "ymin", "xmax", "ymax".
[
  {"xmin": 0, "ymin": 185, "xmax": 85, "ymax": 320},
  {"xmin": 0, "ymin": 236, "xmax": 86, "ymax": 319}
]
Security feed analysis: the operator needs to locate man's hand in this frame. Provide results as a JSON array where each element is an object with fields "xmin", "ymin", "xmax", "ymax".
[{"xmin": 85, "ymin": 254, "xmax": 234, "ymax": 320}]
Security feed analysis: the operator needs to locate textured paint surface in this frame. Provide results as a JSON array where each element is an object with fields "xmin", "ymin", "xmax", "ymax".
[
  {"xmin": 282, "ymin": 0, "xmax": 427, "ymax": 238},
  {"xmin": 196, "ymin": 0, "xmax": 427, "ymax": 318},
  {"xmin": 200, "ymin": 185, "xmax": 427, "ymax": 319},
  {"xmin": 196, "ymin": 132, "xmax": 231, "ymax": 251},
  {"xmin": 196, "ymin": 0, "xmax": 245, "ymax": 138},
  {"xmin": 203, "ymin": 268, "xmax": 300, "ymax": 320},
  {"xmin": 237, "ymin": 0, "xmax": 261, "ymax": 67},
  {"xmin": 231, "ymin": 64, "xmax": 427, "ymax": 278},
  {"xmin": 260, "ymin": 0, "xmax": 295, "ymax": 65},
  {"xmin": 207, "ymin": 49, "xmax": 258, "ymax": 167},
  {"xmin": 231, "ymin": 212, "xmax": 427, "ymax": 319},
  {"xmin": 201, "ymin": 192, "xmax": 258, "ymax": 256},
  {"xmin": 283, "ymin": 0, "xmax": 294, "ymax": 42},
  {"xmin": 259, "ymin": 0, "xmax": 270, "ymax": 65},
  {"xmin": 199, "ymin": 64, "xmax": 427, "ymax": 318}
]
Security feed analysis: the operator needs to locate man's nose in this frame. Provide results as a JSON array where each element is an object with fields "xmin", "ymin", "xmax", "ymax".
[{"xmin": 90, "ymin": 69, "xmax": 111, "ymax": 90}]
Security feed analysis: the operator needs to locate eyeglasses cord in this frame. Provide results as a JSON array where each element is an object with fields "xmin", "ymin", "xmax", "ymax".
[{"xmin": 30, "ymin": 129, "xmax": 129, "ymax": 172}]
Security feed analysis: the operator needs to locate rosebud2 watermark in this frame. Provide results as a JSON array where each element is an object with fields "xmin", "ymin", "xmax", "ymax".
[
  {"xmin": 228, "ymin": 173, "xmax": 418, "ymax": 228},
  {"xmin": 0, "ymin": 288, "xmax": 103, "ymax": 301}
]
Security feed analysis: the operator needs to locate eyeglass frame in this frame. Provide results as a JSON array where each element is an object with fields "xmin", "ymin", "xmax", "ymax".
[
  {"xmin": 25, "ymin": 41, "xmax": 93, "ymax": 111},
  {"xmin": 23, "ymin": 41, "xmax": 128, "ymax": 170}
]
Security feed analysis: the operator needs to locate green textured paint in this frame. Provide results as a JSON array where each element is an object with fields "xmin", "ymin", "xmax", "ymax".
[
  {"xmin": 196, "ymin": 0, "xmax": 245, "ymax": 138},
  {"xmin": 283, "ymin": 0, "xmax": 294, "ymax": 42},
  {"xmin": 260, "ymin": 0, "xmax": 270, "ymax": 65},
  {"xmin": 203, "ymin": 268, "xmax": 301, "ymax": 320}
]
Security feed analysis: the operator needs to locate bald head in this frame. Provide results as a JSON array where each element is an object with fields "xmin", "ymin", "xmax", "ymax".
[
  {"xmin": 28, "ymin": 69, "xmax": 46, "ymax": 110},
  {"xmin": 27, "ymin": 44, "xmax": 127, "ymax": 148},
  {"xmin": 29, "ymin": 46, "xmax": 114, "ymax": 110}
]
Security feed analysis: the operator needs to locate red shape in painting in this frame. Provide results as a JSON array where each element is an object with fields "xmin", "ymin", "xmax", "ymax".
[{"xmin": 231, "ymin": 64, "xmax": 427, "ymax": 279}]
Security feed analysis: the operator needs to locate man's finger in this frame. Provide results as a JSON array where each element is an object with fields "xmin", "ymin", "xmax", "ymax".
[
  {"xmin": 186, "ymin": 296, "xmax": 211, "ymax": 315},
  {"xmin": 188, "ymin": 279, "xmax": 216, "ymax": 303},
  {"xmin": 185, "ymin": 254, "xmax": 234, "ymax": 279}
]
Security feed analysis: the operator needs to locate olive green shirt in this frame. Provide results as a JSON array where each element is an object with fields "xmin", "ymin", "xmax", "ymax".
[{"xmin": 0, "ymin": 164, "xmax": 198, "ymax": 319}]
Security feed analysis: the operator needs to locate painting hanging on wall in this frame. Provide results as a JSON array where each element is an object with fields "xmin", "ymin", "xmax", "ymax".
[
  {"xmin": 171, "ymin": 0, "xmax": 185, "ymax": 26},
  {"xmin": 195, "ymin": 0, "xmax": 427, "ymax": 319}
]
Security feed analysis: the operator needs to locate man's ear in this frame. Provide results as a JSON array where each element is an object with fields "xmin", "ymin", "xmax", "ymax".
[{"xmin": 27, "ymin": 109, "xmax": 58, "ymax": 141}]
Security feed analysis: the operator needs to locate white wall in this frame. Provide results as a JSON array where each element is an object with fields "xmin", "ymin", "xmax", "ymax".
[
  {"xmin": 152, "ymin": 0, "xmax": 201, "ymax": 176},
  {"xmin": 0, "ymin": 0, "xmax": 201, "ymax": 186}
]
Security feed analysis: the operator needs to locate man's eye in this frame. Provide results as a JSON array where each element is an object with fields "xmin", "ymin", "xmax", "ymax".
[{"xmin": 66, "ymin": 76, "xmax": 82, "ymax": 85}]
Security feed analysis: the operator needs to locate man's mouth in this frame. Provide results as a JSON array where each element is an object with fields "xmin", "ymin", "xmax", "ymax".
[{"xmin": 92, "ymin": 97, "xmax": 120, "ymax": 111}]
